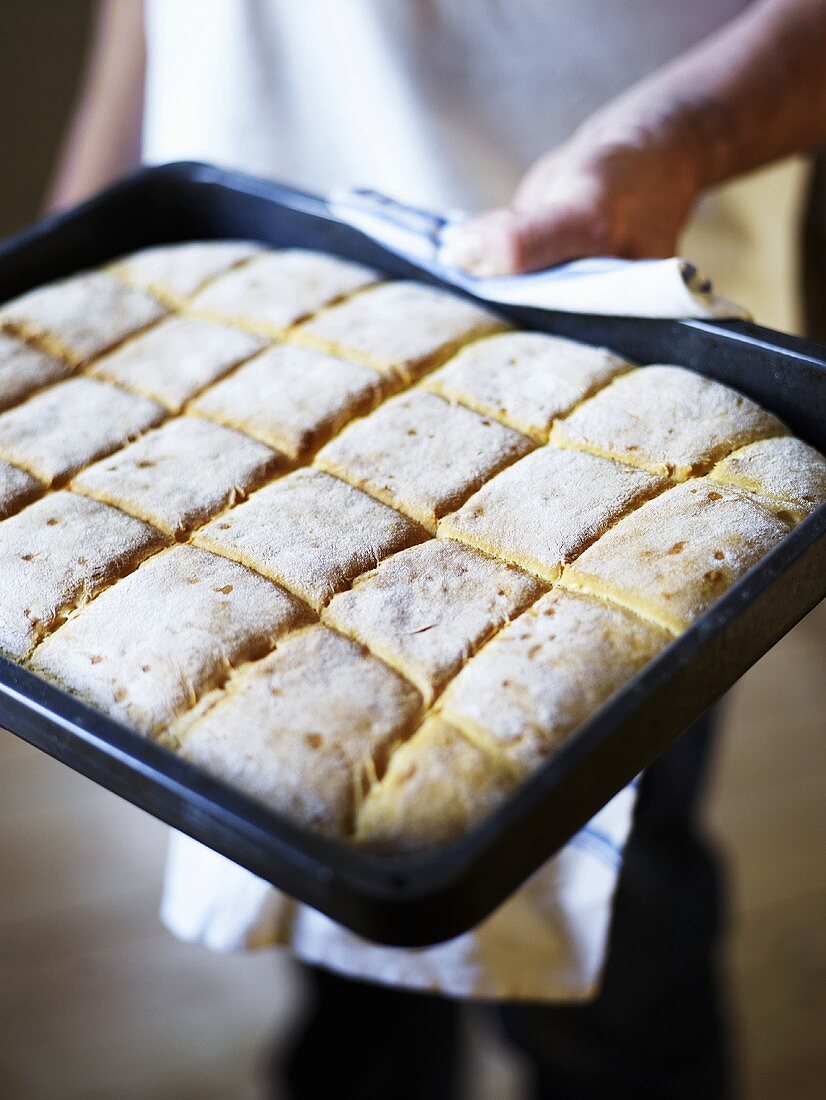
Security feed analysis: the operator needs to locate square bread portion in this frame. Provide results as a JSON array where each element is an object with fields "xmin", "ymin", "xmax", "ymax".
[
  {"xmin": 0, "ymin": 271, "xmax": 166, "ymax": 366},
  {"xmin": 562, "ymin": 479, "xmax": 790, "ymax": 634},
  {"xmin": 425, "ymin": 331, "xmax": 629, "ymax": 442},
  {"xmin": 30, "ymin": 545, "xmax": 308, "ymax": 736},
  {"xmin": 708, "ymin": 436, "xmax": 826, "ymax": 523},
  {"xmin": 551, "ymin": 365, "xmax": 787, "ymax": 479},
  {"xmin": 194, "ymin": 467, "xmax": 426, "ymax": 611},
  {"xmin": 190, "ymin": 343, "xmax": 384, "ymax": 460},
  {"xmin": 315, "ymin": 390, "xmax": 532, "ymax": 533},
  {"xmin": 0, "ymin": 491, "xmax": 162, "ymax": 660},
  {"xmin": 0, "ymin": 332, "xmax": 69, "ymax": 412},
  {"xmin": 439, "ymin": 447, "xmax": 665, "ymax": 582},
  {"xmin": 109, "ymin": 240, "xmax": 264, "ymax": 305},
  {"xmin": 176, "ymin": 625, "xmax": 423, "ymax": 837},
  {"xmin": 0, "ymin": 377, "xmax": 165, "ymax": 485},
  {"xmin": 356, "ymin": 717, "xmax": 516, "ymax": 851},
  {"xmin": 89, "ymin": 315, "xmax": 267, "ymax": 412},
  {"xmin": 440, "ymin": 588, "xmax": 671, "ymax": 775},
  {"xmin": 0, "ymin": 460, "xmax": 40, "ymax": 519},
  {"xmin": 72, "ymin": 417, "xmax": 281, "ymax": 537},
  {"xmin": 323, "ymin": 539, "xmax": 544, "ymax": 704},
  {"xmin": 298, "ymin": 280, "xmax": 507, "ymax": 383},
  {"xmin": 189, "ymin": 249, "xmax": 379, "ymax": 335}
]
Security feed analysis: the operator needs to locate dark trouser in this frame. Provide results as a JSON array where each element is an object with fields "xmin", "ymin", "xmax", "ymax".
[{"xmin": 280, "ymin": 713, "xmax": 731, "ymax": 1100}]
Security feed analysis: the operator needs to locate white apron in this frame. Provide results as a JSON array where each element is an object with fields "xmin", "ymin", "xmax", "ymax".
[{"xmin": 144, "ymin": 0, "xmax": 808, "ymax": 1000}]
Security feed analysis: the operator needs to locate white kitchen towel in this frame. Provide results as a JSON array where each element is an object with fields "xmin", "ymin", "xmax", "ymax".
[
  {"xmin": 327, "ymin": 187, "xmax": 750, "ymax": 320},
  {"xmin": 438, "ymin": 253, "xmax": 748, "ymax": 320},
  {"xmin": 162, "ymin": 781, "xmax": 638, "ymax": 1001}
]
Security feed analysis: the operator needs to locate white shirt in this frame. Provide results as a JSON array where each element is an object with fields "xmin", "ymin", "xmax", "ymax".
[
  {"xmin": 143, "ymin": 0, "xmax": 808, "ymax": 332},
  {"xmin": 144, "ymin": 0, "xmax": 758, "ymax": 208}
]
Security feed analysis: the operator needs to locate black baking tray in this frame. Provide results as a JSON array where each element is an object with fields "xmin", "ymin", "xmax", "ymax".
[{"xmin": 0, "ymin": 162, "xmax": 824, "ymax": 947}]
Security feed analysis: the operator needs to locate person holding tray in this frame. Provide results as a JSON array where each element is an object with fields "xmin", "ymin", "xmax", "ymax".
[{"xmin": 49, "ymin": 1, "xmax": 826, "ymax": 1096}]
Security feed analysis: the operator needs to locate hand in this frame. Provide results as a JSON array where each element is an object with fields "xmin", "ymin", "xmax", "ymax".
[{"xmin": 444, "ymin": 116, "xmax": 706, "ymax": 276}]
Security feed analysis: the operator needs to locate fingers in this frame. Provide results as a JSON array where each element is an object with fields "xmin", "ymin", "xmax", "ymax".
[
  {"xmin": 441, "ymin": 210, "xmax": 524, "ymax": 276},
  {"xmin": 443, "ymin": 201, "xmax": 614, "ymax": 277}
]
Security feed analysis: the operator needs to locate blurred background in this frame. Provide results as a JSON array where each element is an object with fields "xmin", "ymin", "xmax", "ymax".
[{"xmin": 0, "ymin": 3, "xmax": 824, "ymax": 1097}]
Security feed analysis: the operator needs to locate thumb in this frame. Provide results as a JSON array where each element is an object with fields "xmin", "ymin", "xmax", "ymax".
[{"xmin": 442, "ymin": 202, "xmax": 611, "ymax": 276}]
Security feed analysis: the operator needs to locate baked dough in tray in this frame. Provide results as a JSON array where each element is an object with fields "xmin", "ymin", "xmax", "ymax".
[
  {"xmin": 425, "ymin": 330, "xmax": 629, "ymax": 442},
  {"xmin": 296, "ymin": 280, "xmax": 507, "ymax": 382},
  {"xmin": 551, "ymin": 364, "xmax": 787, "ymax": 480},
  {"xmin": 89, "ymin": 315, "xmax": 267, "ymax": 412},
  {"xmin": 71, "ymin": 416, "xmax": 281, "ymax": 538},
  {"xmin": 0, "ymin": 377, "xmax": 164, "ymax": 486},
  {"xmin": 190, "ymin": 342, "xmax": 384, "ymax": 460},
  {"xmin": 0, "ymin": 271, "xmax": 166, "ymax": 366},
  {"xmin": 315, "ymin": 389, "xmax": 533, "ymax": 532},
  {"xmin": 189, "ymin": 249, "xmax": 379, "ymax": 335},
  {"xmin": 0, "ymin": 332, "xmax": 69, "ymax": 412},
  {"xmin": 0, "ymin": 243, "xmax": 821, "ymax": 852},
  {"xmin": 108, "ymin": 240, "xmax": 264, "ymax": 306},
  {"xmin": 30, "ymin": 545, "xmax": 308, "ymax": 737}
]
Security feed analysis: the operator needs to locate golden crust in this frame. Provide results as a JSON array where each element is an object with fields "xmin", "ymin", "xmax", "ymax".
[
  {"xmin": 425, "ymin": 331, "xmax": 629, "ymax": 441},
  {"xmin": 315, "ymin": 390, "xmax": 533, "ymax": 533},
  {"xmin": 0, "ymin": 332, "xmax": 69, "ymax": 412},
  {"xmin": 0, "ymin": 271, "xmax": 166, "ymax": 366},
  {"xmin": 189, "ymin": 249, "xmax": 379, "ymax": 335},
  {"xmin": 0, "ymin": 460, "xmax": 40, "ymax": 520},
  {"xmin": 30, "ymin": 545, "xmax": 308, "ymax": 736},
  {"xmin": 0, "ymin": 377, "xmax": 164, "ymax": 486},
  {"xmin": 190, "ymin": 342, "xmax": 385, "ymax": 460},
  {"xmin": 708, "ymin": 435, "xmax": 826, "ymax": 522},
  {"xmin": 439, "ymin": 446, "xmax": 665, "ymax": 582},
  {"xmin": 71, "ymin": 417, "xmax": 281, "ymax": 537},
  {"xmin": 108, "ymin": 240, "xmax": 264, "ymax": 305},
  {"xmin": 193, "ymin": 468, "xmax": 427, "ymax": 611},
  {"xmin": 297, "ymin": 280, "xmax": 508, "ymax": 382},
  {"xmin": 323, "ymin": 539, "xmax": 544, "ymax": 704},
  {"xmin": 561, "ymin": 479, "xmax": 790, "ymax": 634},
  {"xmin": 356, "ymin": 717, "xmax": 515, "ymax": 851},
  {"xmin": 0, "ymin": 491, "xmax": 162, "ymax": 660},
  {"xmin": 177, "ymin": 625, "xmax": 423, "ymax": 837},
  {"xmin": 552, "ymin": 365, "xmax": 787, "ymax": 479},
  {"xmin": 439, "ymin": 588, "xmax": 670, "ymax": 774},
  {"xmin": 89, "ymin": 315, "xmax": 266, "ymax": 412}
]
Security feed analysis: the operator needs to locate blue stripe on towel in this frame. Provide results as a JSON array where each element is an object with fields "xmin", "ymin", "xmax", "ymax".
[{"xmin": 572, "ymin": 827, "xmax": 623, "ymax": 871}]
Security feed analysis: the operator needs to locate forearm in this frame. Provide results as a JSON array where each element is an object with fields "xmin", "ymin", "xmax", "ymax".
[
  {"xmin": 454, "ymin": 0, "xmax": 826, "ymax": 274},
  {"xmin": 579, "ymin": 0, "xmax": 826, "ymax": 191},
  {"xmin": 46, "ymin": 0, "xmax": 145, "ymax": 213}
]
